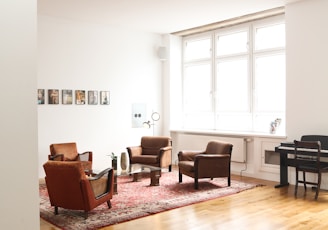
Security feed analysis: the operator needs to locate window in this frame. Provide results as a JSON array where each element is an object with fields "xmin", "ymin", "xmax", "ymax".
[
  {"xmin": 182, "ymin": 16, "xmax": 285, "ymax": 133},
  {"xmin": 185, "ymin": 37, "xmax": 211, "ymax": 61},
  {"xmin": 184, "ymin": 63, "xmax": 212, "ymax": 112},
  {"xmin": 217, "ymin": 31, "xmax": 248, "ymax": 56}
]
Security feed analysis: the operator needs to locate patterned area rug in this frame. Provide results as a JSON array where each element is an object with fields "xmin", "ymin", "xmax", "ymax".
[{"xmin": 40, "ymin": 170, "xmax": 260, "ymax": 230}]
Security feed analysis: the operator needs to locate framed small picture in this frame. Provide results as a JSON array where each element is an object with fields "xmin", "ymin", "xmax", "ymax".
[
  {"xmin": 48, "ymin": 89, "xmax": 59, "ymax": 104},
  {"xmin": 88, "ymin": 90, "xmax": 98, "ymax": 105},
  {"xmin": 62, "ymin": 89, "xmax": 73, "ymax": 105},
  {"xmin": 75, "ymin": 90, "xmax": 86, "ymax": 105},
  {"xmin": 37, "ymin": 89, "xmax": 45, "ymax": 104},
  {"xmin": 100, "ymin": 91, "xmax": 110, "ymax": 105}
]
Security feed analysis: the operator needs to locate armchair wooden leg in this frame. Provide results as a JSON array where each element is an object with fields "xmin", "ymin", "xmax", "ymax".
[
  {"xmin": 303, "ymin": 171, "xmax": 307, "ymax": 190},
  {"xmin": 84, "ymin": 211, "xmax": 88, "ymax": 219},
  {"xmin": 169, "ymin": 165, "xmax": 172, "ymax": 172},
  {"xmin": 179, "ymin": 172, "xmax": 182, "ymax": 183},
  {"xmin": 315, "ymin": 173, "xmax": 322, "ymax": 200},
  {"xmin": 107, "ymin": 200, "xmax": 112, "ymax": 208},
  {"xmin": 294, "ymin": 169, "xmax": 299, "ymax": 197},
  {"xmin": 54, "ymin": 206, "xmax": 58, "ymax": 215},
  {"xmin": 194, "ymin": 178, "xmax": 199, "ymax": 189},
  {"xmin": 228, "ymin": 176, "xmax": 231, "ymax": 186}
]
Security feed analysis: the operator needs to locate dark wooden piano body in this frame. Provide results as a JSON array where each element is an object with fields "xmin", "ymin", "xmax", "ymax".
[{"xmin": 274, "ymin": 135, "xmax": 328, "ymax": 188}]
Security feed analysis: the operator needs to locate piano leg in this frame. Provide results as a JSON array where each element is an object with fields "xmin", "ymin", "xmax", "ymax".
[{"xmin": 275, "ymin": 152, "xmax": 290, "ymax": 188}]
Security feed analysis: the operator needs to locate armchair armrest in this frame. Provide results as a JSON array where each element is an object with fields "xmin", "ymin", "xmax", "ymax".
[
  {"xmin": 195, "ymin": 154, "xmax": 231, "ymax": 160},
  {"xmin": 88, "ymin": 168, "xmax": 114, "ymax": 198},
  {"xmin": 178, "ymin": 151, "xmax": 204, "ymax": 161},
  {"xmin": 48, "ymin": 154, "xmax": 64, "ymax": 161},
  {"xmin": 88, "ymin": 167, "xmax": 112, "ymax": 180},
  {"xmin": 127, "ymin": 146, "xmax": 142, "ymax": 157},
  {"xmin": 158, "ymin": 146, "xmax": 173, "ymax": 168},
  {"xmin": 160, "ymin": 146, "xmax": 172, "ymax": 152},
  {"xmin": 78, "ymin": 151, "xmax": 93, "ymax": 161},
  {"xmin": 158, "ymin": 146, "xmax": 172, "ymax": 158}
]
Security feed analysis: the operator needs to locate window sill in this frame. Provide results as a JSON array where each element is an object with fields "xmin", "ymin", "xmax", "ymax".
[{"xmin": 170, "ymin": 129, "xmax": 286, "ymax": 139}]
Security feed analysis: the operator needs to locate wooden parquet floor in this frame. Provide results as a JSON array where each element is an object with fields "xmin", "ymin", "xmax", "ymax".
[{"xmin": 40, "ymin": 174, "xmax": 328, "ymax": 230}]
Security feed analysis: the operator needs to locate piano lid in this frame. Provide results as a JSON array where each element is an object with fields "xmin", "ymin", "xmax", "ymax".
[
  {"xmin": 301, "ymin": 135, "xmax": 328, "ymax": 150},
  {"xmin": 279, "ymin": 135, "xmax": 328, "ymax": 150},
  {"xmin": 280, "ymin": 142, "xmax": 294, "ymax": 148}
]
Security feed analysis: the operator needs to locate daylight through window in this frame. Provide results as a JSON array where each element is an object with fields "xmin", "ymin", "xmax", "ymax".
[{"xmin": 182, "ymin": 16, "xmax": 285, "ymax": 133}]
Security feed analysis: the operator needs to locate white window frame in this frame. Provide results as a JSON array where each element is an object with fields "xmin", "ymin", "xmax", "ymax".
[{"xmin": 181, "ymin": 15, "xmax": 285, "ymax": 134}]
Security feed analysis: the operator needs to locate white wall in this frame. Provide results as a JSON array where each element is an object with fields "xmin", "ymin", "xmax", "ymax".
[
  {"xmin": 285, "ymin": 0, "xmax": 328, "ymax": 141},
  {"xmin": 38, "ymin": 16, "xmax": 165, "ymax": 177},
  {"xmin": 0, "ymin": 1, "xmax": 39, "ymax": 229}
]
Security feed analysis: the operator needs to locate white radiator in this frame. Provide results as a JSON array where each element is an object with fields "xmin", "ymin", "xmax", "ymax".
[{"xmin": 173, "ymin": 133, "xmax": 246, "ymax": 163}]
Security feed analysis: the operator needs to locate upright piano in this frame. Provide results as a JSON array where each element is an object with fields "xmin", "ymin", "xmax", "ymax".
[{"xmin": 274, "ymin": 135, "xmax": 328, "ymax": 188}]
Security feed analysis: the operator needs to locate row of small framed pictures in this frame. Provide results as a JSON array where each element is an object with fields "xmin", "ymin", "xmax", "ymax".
[{"xmin": 37, "ymin": 89, "xmax": 110, "ymax": 105}]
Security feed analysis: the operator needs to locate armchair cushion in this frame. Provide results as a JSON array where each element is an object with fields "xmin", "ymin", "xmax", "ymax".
[
  {"xmin": 140, "ymin": 136, "xmax": 171, "ymax": 155},
  {"xmin": 50, "ymin": 142, "xmax": 78, "ymax": 161},
  {"xmin": 132, "ymin": 155, "xmax": 159, "ymax": 164},
  {"xmin": 178, "ymin": 151, "xmax": 202, "ymax": 161},
  {"xmin": 205, "ymin": 142, "xmax": 232, "ymax": 155},
  {"xmin": 49, "ymin": 142, "xmax": 93, "ymax": 170},
  {"xmin": 127, "ymin": 136, "xmax": 172, "ymax": 171},
  {"xmin": 178, "ymin": 160, "xmax": 195, "ymax": 172}
]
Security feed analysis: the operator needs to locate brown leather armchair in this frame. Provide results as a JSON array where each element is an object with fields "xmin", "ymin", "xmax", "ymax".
[
  {"xmin": 48, "ymin": 142, "xmax": 93, "ymax": 170},
  {"xmin": 178, "ymin": 140, "xmax": 233, "ymax": 189},
  {"xmin": 43, "ymin": 161, "xmax": 114, "ymax": 219},
  {"xmin": 127, "ymin": 136, "xmax": 172, "ymax": 171}
]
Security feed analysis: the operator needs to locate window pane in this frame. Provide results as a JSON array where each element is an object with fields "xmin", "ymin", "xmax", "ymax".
[
  {"xmin": 217, "ymin": 31, "xmax": 248, "ymax": 56},
  {"xmin": 255, "ymin": 54, "xmax": 285, "ymax": 112},
  {"xmin": 216, "ymin": 58, "xmax": 249, "ymax": 111},
  {"xmin": 184, "ymin": 63, "xmax": 212, "ymax": 112},
  {"xmin": 216, "ymin": 114, "xmax": 252, "ymax": 131},
  {"xmin": 255, "ymin": 24, "xmax": 285, "ymax": 50},
  {"xmin": 185, "ymin": 38, "xmax": 211, "ymax": 61},
  {"xmin": 183, "ymin": 113, "xmax": 214, "ymax": 129}
]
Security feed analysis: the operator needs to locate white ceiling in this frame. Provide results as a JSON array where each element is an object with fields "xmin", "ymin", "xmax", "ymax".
[{"xmin": 38, "ymin": 0, "xmax": 298, "ymax": 34}]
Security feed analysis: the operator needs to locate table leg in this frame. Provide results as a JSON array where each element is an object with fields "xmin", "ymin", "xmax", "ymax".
[
  {"xmin": 133, "ymin": 173, "xmax": 141, "ymax": 182},
  {"xmin": 114, "ymin": 175, "xmax": 118, "ymax": 194},
  {"xmin": 150, "ymin": 170, "xmax": 161, "ymax": 186},
  {"xmin": 275, "ymin": 152, "xmax": 290, "ymax": 188}
]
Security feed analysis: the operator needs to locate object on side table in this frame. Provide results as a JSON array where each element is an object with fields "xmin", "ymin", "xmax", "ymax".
[
  {"xmin": 110, "ymin": 152, "xmax": 118, "ymax": 170},
  {"xmin": 120, "ymin": 152, "xmax": 130, "ymax": 171}
]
